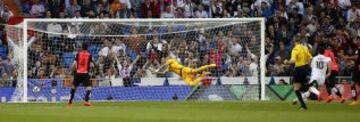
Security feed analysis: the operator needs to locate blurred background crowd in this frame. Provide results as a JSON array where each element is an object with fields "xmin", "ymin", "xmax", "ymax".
[{"xmin": 0, "ymin": 0, "xmax": 359, "ymax": 87}]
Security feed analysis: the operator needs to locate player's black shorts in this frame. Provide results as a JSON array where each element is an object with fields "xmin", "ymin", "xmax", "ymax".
[
  {"xmin": 73, "ymin": 73, "xmax": 91, "ymax": 87},
  {"xmin": 327, "ymin": 70, "xmax": 338, "ymax": 84},
  {"xmin": 293, "ymin": 65, "xmax": 309, "ymax": 84},
  {"xmin": 352, "ymin": 71, "xmax": 360, "ymax": 83}
]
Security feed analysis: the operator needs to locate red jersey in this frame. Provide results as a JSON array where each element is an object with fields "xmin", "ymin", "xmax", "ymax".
[
  {"xmin": 76, "ymin": 51, "xmax": 92, "ymax": 74},
  {"xmin": 324, "ymin": 49, "xmax": 339, "ymax": 72}
]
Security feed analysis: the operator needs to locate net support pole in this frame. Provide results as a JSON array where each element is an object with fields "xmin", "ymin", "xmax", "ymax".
[
  {"xmin": 260, "ymin": 18, "xmax": 266, "ymax": 101},
  {"xmin": 22, "ymin": 20, "xmax": 28, "ymax": 103}
]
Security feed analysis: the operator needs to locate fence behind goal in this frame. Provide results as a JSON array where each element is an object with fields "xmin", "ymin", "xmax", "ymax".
[{"xmin": 7, "ymin": 18, "xmax": 265, "ymax": 102}]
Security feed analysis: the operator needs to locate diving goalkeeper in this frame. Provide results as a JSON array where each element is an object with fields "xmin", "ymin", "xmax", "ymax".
[{"xmin": 150, "ymin": 54, "xmax": 217, "ymax": 86}]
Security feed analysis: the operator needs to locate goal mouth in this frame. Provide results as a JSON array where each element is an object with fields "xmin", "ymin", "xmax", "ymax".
[{"xmin": 5, "ymin": 18, "xmax": 265, "ymax": 103}]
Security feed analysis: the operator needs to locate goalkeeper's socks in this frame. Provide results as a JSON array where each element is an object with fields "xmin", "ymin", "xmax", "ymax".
[
  {"xmin": 352, "ymin": 86, "xmax": 358, "ymax": 101},
  {"xmin": 85, "ymin": 90, "xmax": 92, "ymax": 102},
  {"xmin": 69, "ymin": 88, "xmax": 76, "ymax": 104},
  {"xmin": 295, "ymin": 90, "xmax": 307, "ymax": 109}
]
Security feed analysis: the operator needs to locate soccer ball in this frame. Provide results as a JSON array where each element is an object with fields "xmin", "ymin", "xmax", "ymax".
[{"xmin": 33, "ymin": 86, "xmax": 41, "ymax": 93}]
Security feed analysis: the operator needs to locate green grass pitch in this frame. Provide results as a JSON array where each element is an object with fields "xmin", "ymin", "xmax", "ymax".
[{"xmin": 0, "ymin": 101, "xmax": 359, "ymax": 122}]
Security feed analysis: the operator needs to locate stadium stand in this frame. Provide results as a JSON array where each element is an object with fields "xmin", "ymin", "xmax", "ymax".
[{"xmin": 0, "ymin": 0, "xmax": 360, "ymax": 102}]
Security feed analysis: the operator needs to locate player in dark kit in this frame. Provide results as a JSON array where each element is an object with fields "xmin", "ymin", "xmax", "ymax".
[
  {"xmin": 349, "ymin": 42, "xmax": 360, "ymax": 106},
  {"xmin": 342, "ymin": 38, "xmax": 360, "ymax": 106},
  {"xmin": 324, "ymin": 44, "xmax": 345, "ymax": 103},
  {"xmin": 351, "ymin": 51, "xmax": 360, "ymax": 105},
  {"xmin": 68, "ymin": 43, "xmax": 97, "ymax": 106}
]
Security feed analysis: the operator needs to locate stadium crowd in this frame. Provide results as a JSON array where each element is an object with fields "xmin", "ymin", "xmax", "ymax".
[{"xmin": 0, "ymin": 0, "xmax": 359, "ymax": 86}]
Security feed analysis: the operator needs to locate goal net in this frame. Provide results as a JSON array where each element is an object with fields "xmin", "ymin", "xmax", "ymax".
[{"xmin": 7, "ymin": 18, "xmax": 265, "ymax": 102}]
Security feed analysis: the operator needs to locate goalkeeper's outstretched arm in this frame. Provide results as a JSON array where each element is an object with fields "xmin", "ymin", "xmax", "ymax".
[{"xmin": 149, "ymin": 64, "xmax": 169, "ymax": 75}]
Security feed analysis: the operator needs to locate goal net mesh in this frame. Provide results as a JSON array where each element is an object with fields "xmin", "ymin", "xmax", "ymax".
[{"xmin": 8, "ymin": 19, "xmax": 264, "ymax": 102}]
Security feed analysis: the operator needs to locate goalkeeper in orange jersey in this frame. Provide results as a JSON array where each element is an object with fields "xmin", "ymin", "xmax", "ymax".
[{"xmin": 149, "ymin": 55, "xmax": 217, "ymax": 86}]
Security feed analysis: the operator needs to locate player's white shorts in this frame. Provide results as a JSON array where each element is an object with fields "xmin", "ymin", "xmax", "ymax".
[{"xmin": 309, "ymin": 75, "xmax": 326, "ymax": 85}]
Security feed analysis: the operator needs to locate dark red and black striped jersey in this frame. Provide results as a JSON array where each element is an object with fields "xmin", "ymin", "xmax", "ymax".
[{"xmin": 75, "ymin": 51, "xmax": 92, "ymax": 74}]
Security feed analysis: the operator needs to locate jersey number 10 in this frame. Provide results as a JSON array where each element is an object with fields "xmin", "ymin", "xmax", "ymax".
[{"xmin": 316, "ymin": 61, "xmax": 324, "ymax": 69}]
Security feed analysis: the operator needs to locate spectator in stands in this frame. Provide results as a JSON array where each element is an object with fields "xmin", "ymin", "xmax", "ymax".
[
  {"xmin": 0, "ymin": 5, "xmax": 13, "ymax": 21},
  {"xmin": 94, "ymin": 1, "xmax": 109, "ymax": 16},
  {"xmin": 152, "ymin": 0, "xmax": 161, "ymax": 18},
  {"xmin": 0, "ymin": 57, "xmax": 5, "ymax": 76},
  {"xmin": 37, "ymin": 68, "xmax": 48, "ymax": 79},
  {"xmin": 175, "ymin": 7, "xmax": 185, "ymax": 18},
  {"xmin": 30, "ymin": 0, "xmax": 46, "ymax": 17},
  {"xmin": 117, "ymin": 56, "xmax": 140, "ymax": 87},
  {"xmin": 50, "ymin": 65, "xmax": 66, "ymax": 79},
  {"xmin": 120, "ymin": 0, "xmax": 132, "ymax": 10},
  {"xmin": 141, "ymin": 0, "xmax": 153, "ymax": 18},
  {"xmin": 278, "ymin": 79, "xmax": 288, "ymax": 85},
  {"xmin": 195, "ymin": 5, "xmax": 209, "ymax": 18},
  {"xmin": 21, "ymin": 0, "xmax": 31, "ymax": 14},
  {"xmin": 2, "ymin": 55, "xmax": 14, "ymax": 76},
  {"xmin": 0, "ymin": 72, "xmax": 10, "ymax": 87},
  {"xmin": 6, "ymin": 0, "xmax": 360, "ymax": 79},
  {"xmin": 347, "ymin": 6, "xmax": 360, "ymax": 22},
  {"xmin": 47, "ymin": 0, "xmax": 65, "ymax": 18},
  {"xmin": 161, "ymin": 5, "xmax": 174, "ymax": 18},
  {"xmin": 183, "ymin": 0, "xmax": 194, "ymax": 18},
  {"xmin": 211, "ymin": 0, "xmax": 224, "ymax": 18},
  {"xmin": 273, "ymin": 56, "xmax": 286, "ymax": 76},
  {"xmin": 260, "ymin": 1, "xmax": 272, "ymax": 19},
  {"xmin": 66, "ymin": 1, "xmax": 81, "ymax": 18}
]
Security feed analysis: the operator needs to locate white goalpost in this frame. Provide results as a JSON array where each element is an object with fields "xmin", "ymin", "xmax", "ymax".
[{"xmin": 7, "ymin": 18, "xmax": 265, "ymax": 103}]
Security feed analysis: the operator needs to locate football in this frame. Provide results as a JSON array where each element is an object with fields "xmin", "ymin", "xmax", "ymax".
[{"xmin": 33, "ymin": 86, "xmax": 41, "ymax": 93}]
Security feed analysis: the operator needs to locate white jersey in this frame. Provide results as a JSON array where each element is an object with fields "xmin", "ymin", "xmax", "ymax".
[{"xmin": 310, "ymin": 55, "xmax": 331, "ymax": 84}]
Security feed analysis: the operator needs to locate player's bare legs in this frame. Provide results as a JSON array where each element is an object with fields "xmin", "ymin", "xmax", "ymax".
[
  {"xmin": 190, "ymin": 64, "xmax": 217, "ymax": 74},
  {"xmin": 185, "ymin": 72, "xmax": 211, "ymax": 86}
]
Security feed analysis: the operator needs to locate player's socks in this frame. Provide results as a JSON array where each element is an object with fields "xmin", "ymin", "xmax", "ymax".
[
  {"xmin": 326, "ymin": 86, "xmax": 332, "ymax": 97},
  {"xmin": 302, "ymin": 91, "xmax": 310, "ymax": 98},
  {"xmin": 309, "ymin": 86, "xmax": 320, "ymax": 96},
  {"xmin": 295, "ymin": 90, "xmax": 307, "ymax": 109},
  {"xmin": 332, "ymin": 87, "xmax": 342, "ymax": 97},
  {"xmin": 351, "ymin": 85, "xmax": 358, "ymax": 101},
  {"xmin": 69, "ymin": 88, "xmax": 76, "ymax": 104},
  {"xmin": 85, "ymin": 90, "xmax": 92, "ymax": 102},
  {"xmin": 331, "ymin": 87, "xmax": 344, "ymax": 103}
]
